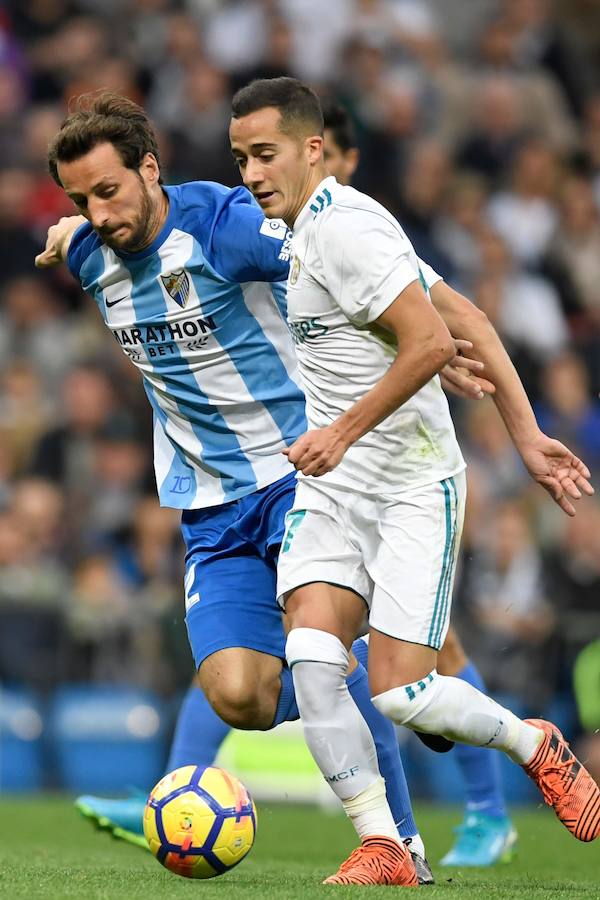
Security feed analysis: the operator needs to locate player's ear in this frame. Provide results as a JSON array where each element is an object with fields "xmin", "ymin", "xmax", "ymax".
[
  {"xmin": 306, "ymin": 135, "xmax": 323, "ymax": 166},
  {"xmin": 140, "ymin": 152, "xmax": 160, "ymax": 184},
  {"xmin": 346, "ymin": 147, "xmax": 359, "ymax": 178}
]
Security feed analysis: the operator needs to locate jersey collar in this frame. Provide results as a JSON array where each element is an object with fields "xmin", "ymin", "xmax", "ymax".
[{"xmin": 293, "ymin": 175, "xmax": 338, "ymax": 236}]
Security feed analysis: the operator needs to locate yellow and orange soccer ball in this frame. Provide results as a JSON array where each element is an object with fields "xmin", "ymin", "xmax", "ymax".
[{"xmin": 144, "ymin": 765, "xmax": 257, "ymax": 879}]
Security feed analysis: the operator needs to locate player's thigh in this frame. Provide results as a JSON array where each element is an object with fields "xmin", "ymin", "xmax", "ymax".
[
  {"xmin": 369, "ymin": 629, "xmax": 438, "ymax": 694},
  {"xmin": 277, "ymin": 479, "xmax": 370, "ymax": 648},
  {"xmin": 185, "ymin": 548, "xmax": 285, "ymax": 670},
  {"xmin": 367, "ymin": 472, "xmax": 466, "ymax": 664},
  {"xmin": 285, "ymin": 582, "xmax": 367, "ymax": 651}
]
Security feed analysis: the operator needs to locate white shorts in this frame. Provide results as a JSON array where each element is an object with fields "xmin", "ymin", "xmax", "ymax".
[{"xmin": 277, "ymin": 470, "xmax": 466, "ymax": 651}]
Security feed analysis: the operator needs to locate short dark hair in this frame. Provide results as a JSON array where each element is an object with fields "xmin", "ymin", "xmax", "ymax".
[
  {"xmin": 48, "ymin": 92, "xmax": 162, "ymax": 186},
  {"xmin": 231, "ymin": 77, "xmax": 323, "ymax": 138},
  {"xmin": 322, "ymin": 102, "xmax": 357, "ymax": 153}
]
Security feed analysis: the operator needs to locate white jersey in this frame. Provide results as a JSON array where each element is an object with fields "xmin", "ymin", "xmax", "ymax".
[{"xmin": 287, "ymin": 176, "xmax": 465, "ymax": 494}]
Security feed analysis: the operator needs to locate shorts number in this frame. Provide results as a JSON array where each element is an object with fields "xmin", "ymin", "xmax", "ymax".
[{"xmin": 281, "ymin": 510, "xmax": 306, "ymax": 553}]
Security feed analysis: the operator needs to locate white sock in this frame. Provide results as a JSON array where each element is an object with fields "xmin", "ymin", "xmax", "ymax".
[
  {"xmin": 403, "ymin": 833, "xmax": 425, "ymax": 858},
  {"xmin": 372, "ymin": 670, "xmax": 544, "ymax": 765},
  {"xmin": 342, "ymin": 777, "xmax": 400, "ymax": 842},
  {"xmin": 286, "ymin": 627, "xmax": 399, "ymax": 842}
]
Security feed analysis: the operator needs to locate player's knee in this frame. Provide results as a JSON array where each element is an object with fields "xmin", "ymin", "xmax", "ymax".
[
  {"xmin": 199, "ymin": 652, "xmax": 284, "ymax": 730},
  {"xmin": 286, "ymin": 628, "xmax": 349, "ymax": 719},
  {"xmin": 203, "ymin": 673, "xmax": 263, "ymax": 730}
]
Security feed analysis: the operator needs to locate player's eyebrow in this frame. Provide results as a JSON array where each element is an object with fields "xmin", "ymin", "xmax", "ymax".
[
  {"xmin": 67, "ymin": 178, "xmax": 117, "ymax": 202},
  {"xmin": 231, "ymin": 142, "xmax": 277, "ymax": 157}
]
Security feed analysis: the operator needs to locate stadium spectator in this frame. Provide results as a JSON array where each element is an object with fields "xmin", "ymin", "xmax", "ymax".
[
  {"xmin": 472, "ymin": 229, "xmax": 568, "ymax": 399},
  {"xmin": 535, "ymin": 352, "xmax": 600, "ymax": 474},
  {"xmin": 486, "ymin": 139, "xmax": 561, "ymax": 269},
  {"xmin": 456, "ymin": 75, "xmax": 527, "ymax": 184},
  {"xmin": 459, "ymin": 497, "xmax": 558, "ymax": 711},
  {"xmin": 546, "ymin": 174, "xmax": 600, "ymax": 329},
  {"xmin": 64, "ymin": 554, "xmax": 137, "ymax": 684}
]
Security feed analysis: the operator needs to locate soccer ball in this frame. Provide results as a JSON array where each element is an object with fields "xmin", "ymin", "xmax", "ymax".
[{"xmin": 143, "ymin": 764, "xmax": 257, "ymax": 879}]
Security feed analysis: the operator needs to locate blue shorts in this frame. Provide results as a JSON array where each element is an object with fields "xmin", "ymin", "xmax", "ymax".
[{"xmin": 182, "ymin": 471, "xmax": 297, "ymax": 669}]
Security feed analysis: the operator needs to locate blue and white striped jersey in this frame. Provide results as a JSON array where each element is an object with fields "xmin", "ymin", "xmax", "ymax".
[{"xmin": 68, "ymin": 181, "xmax": 306, "ymax": 509}]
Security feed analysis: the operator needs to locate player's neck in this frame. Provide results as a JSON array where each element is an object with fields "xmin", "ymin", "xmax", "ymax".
[
  {"xmin": 287, "ymin": 165, "xmax": 328, "ymax": 228},
  {"xmin": 145, "ymin": 187, "xmax": 169, "ymax": 246}
]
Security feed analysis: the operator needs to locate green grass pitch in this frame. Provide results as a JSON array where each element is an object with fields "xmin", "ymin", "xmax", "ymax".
[{"xmin": 0, "ymin": 798, "xmax": 598, "ymax": 899}]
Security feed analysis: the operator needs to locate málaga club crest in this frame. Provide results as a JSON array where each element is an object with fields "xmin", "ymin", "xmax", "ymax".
[{"xmin": 161, "ymin": 269, "xmax": 190, "ymax": 307}]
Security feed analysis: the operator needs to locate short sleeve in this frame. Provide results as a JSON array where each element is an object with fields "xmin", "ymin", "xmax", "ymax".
[
  {"xmin": 316, "ymin": 205, "xmax": 419, "ymax": 326},
  {"xmin": 210, "ymin": 193, "xmax": 291, "ymax": 283},
  {"xmin": 66, "ymin": 221, "xmax": 101, "ymax": 280},
  {"xmin": 417, "ymin": 258, "xmax": 442, "ymax": 290}
]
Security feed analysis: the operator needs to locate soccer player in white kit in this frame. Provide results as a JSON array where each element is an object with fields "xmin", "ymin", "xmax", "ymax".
[{"xmin": 230, "ymin": 77, "xmax": 600, "ymax": 885}]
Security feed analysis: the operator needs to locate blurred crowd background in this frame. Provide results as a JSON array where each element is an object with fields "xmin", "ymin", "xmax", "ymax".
[{"xmin": 1, "ymin": 0, "xmax": 600, "ymax": 795}]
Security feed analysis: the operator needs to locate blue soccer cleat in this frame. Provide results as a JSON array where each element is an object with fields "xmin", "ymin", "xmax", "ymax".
[
  {"xmin": 75, "ymin": 789, "xmax": 149, "ymax": 851},
  {"xmin": 439, "ymin": 812, "xmax": 517, "ymax": 867}
]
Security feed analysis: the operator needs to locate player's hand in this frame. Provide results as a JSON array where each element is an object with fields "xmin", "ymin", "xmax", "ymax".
[
  {"xmin": 440, "ymin": 339, "xmax": 495, "ymax": 400},
  {"xmin": 34, "ymin": 215, "xmax": 86, "ymax": 268},
  {"xmin": 519, "ymin": 431, "xmax": 594, "ymax": 516},
  {"xmin": 283, "ymin": 424, "xmax": 349, "ymax": 476}
]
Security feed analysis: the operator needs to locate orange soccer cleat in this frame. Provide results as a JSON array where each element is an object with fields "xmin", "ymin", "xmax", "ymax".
[
  {"xmin": 323, "ymin": 835, "xmax": 419, "ymax": 886},
  {"xmin": 523, "ymin": 718, "xmax": 600, "ymax": 842}
]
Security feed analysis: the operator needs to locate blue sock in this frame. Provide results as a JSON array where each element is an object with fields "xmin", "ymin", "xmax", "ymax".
[
  {"xmin": 166, "ymin": 683, "xmax": 231, "ymax": 771},
  {"xmin": 271, "ymin": 665, "xmax": 300, "ymax": 726},
  {"xmin": 349, "ymin": 642, "xmax": 418, "ymax": 840},
  {"xmin": 455, "ymin": 662, "xmax": 507, "ymax": 818}
]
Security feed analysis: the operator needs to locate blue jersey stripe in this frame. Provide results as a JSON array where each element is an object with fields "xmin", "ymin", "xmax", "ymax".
[
  {"xmin": 270, "ymin": 281, "xmax": 288, "ymax": 319},
  {"xmin": 79, "ymin": 246, "xmax": 107, "ymax": 306},
  {"xmin": 185, "ymin": 243, "xmax": 307, "ymax": 445},
  {"xmin": 122, "ymin": 252, "xmax": 257, "ymax": 501}
]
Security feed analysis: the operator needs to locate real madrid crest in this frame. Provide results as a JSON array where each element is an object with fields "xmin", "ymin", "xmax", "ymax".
[
  {"xmin": 160, "ymin": 269, "xmax": 190, "ymax": 307},
  {"xmin": 290, "ymin": 255, "xmax": 301, "ymax": 286}
]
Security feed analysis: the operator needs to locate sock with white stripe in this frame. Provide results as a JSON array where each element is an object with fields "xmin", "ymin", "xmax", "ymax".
[{"xmin": 372, "ymin": 670, "xmax": 543, "ymax": 765}]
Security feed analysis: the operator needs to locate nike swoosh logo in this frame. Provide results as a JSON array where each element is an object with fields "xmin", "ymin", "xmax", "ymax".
[{"xmin": 105, "ymin": 295, "xmax": 129, "ymax": 308}]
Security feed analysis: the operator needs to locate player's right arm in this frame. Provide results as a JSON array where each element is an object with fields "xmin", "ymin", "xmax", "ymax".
[
  {"xmin": 285, "ymin": 277, "xmax": 456, "ymax": 476},
  {"xmin": 285, "ymin": 206, "xmax": 456, "ymax": 476},
  {"xmin": 34, "ymin": 215, "xmax": 87, "ymax": 269}
]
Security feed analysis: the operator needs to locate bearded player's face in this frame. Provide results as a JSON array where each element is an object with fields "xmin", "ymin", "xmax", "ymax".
[{"xmin": 58, "ymin": 142, "xmax": 159, "ymax": 252}]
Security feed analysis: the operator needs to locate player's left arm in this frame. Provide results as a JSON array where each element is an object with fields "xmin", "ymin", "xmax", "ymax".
[
  {"xmin": 286, "ymin": 279, "xmax": 455, "ymax": 476},
  {"xmin": 430, "ymin": 279, "xmax": 594, "ymax": 515},
  {"xmin": 417, "ymin": 259, "xmax": 494, "ymax": 400}
]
